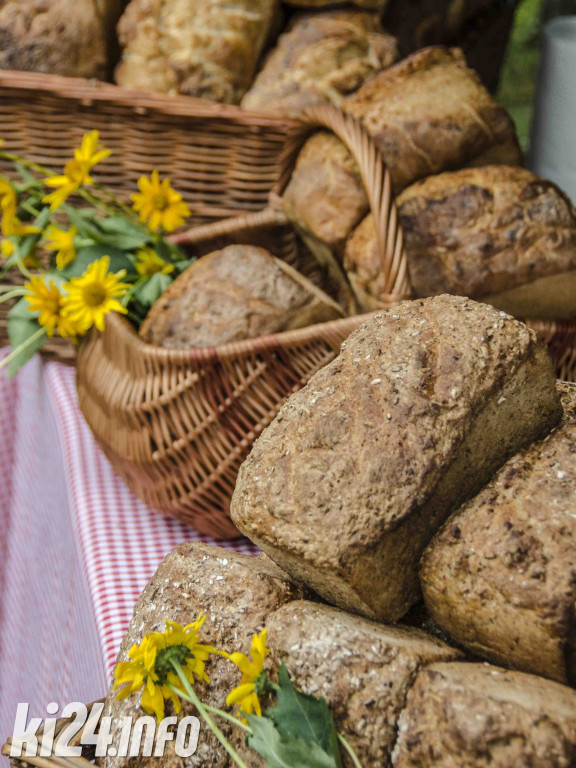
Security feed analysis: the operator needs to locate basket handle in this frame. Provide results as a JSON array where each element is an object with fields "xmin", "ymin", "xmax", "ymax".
[
  {"xmin": 169, "ymin": 202, "xmax": 288, "ymax": 246},
  {"xmin": 272, "ymin": 103, "xmax": 411, "ymax": 303}
]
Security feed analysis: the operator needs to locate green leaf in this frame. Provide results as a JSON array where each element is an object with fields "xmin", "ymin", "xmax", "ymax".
[
  {"xmin": 266, "ymin": 664, "xmax": 342, "ymax": 766},
  {"xmin": 6, "ymin": 297, "xmax": 47, "ymax": 375},
  {"xmin": 132, "ymin": 272, "xmax": 172, "ymax": 308},
  {"xmin": 246, "ymin": 716, "xmax": 339, "ymax": 768},
  {"xmin": 59, "ymin": 244, "xmax": 136, "ymax": 278},
  {"xmin": 93, "ymin": 216, "xmax": 152, "ymax": 250}
]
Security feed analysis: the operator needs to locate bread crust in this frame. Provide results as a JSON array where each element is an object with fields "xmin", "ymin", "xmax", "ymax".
[
  {"xmin": 392, "ymin": 662, "xmax": 576, "ymax": 767},
  {"xmin": 241, "ymin": 10, "xmax": 398, "ymax": 117},
  {"xmin": 266, "ymin": 601, "xmax": 461, "ymax": 768},
  {"xmin": 420, "ymin": 381, "xmax": 576, "ymax": 685},
  {"xmin": 115, "ymin": 0, "xmax": 278, "ymax": 102},
  {"xmin": 231, "ymin": 296, "xmax": 562, "ymax": 621},
  {"xmin": 343, "ymin": 46, "xmax": 521, "ymax": 192},
  {"xmin": 139, "ymin": 244, "xmax": 344, "ymax": 348},
  {"xmin": 397, "ymin": 165, "xmax": 576, "ymax": 310}
]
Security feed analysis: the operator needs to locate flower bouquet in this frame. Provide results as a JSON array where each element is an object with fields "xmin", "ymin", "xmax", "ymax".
[{"xmin": 0, "ymin": 131, "xmax": 194, "ymax": 375}]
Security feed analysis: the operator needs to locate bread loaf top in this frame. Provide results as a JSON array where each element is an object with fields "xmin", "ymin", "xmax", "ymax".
[
  {"xmin": 343, "ymin": 46, "xmax": 521, "ymax": 191},
  {"xmin": 398, "ymin": 165, "xmax": 576, "ymax": 299},
  {"xmin": 241, "ymin": 10, "xmax": 398, "ymax": 116},
  {"xmin": 232, "ymin": 296, "xmax": 558, "ymax": 562}
]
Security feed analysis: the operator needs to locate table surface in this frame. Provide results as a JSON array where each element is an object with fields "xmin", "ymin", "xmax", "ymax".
[{"xmin": 0, "ymin": 353, "xmax": 257, "ymax": 744}]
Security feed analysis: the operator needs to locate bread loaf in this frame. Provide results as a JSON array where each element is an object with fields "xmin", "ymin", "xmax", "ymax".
[
  {"xmin": 231, "ymin": 296, "xmax": 562, "ymax": 622},
  {"xmin": 139, "ymin": 245, "xmax": 344, "ymax": 349},
  {"xmin": 241, "ymin": 10, "xmax": 398, "ymax": 117},
  {"xmin": 284, "ymin": 0, "xmax": 389, "ymax": 9},
  {"xmin": 398, "ymin": 165, "xmax": 576, "ymax": 318},
  {"xmin": 392, "ymin": 662, "xmax": 576, "ymax": 767},
  {"xmin": 342, "ymin": 47, "xmax": 521, "ymax": 192},
  {"xmin": 0, "ymin": 0, "xmax": 124, "ymax": 78},
  {"xmin": 115, "ymin": 0, "xmax": 278, "ymax": 102},
  {"xmin": 420, "ymin": 381, "xmax": 576, "ymax": 685},
  {"xmin": 102, "ymin": 543, "xmax": 305, "ymax": 768},
  {"xmin": 266, "ymin": 601, "xmax": 462, "ymax": 768}
]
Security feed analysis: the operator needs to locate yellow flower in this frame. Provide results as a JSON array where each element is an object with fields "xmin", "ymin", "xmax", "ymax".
[
  {"xmin": 25, "ymin": 275, "xmax": 81, "ymax": 338},
  {"xmin": 114, "ymin": 616, "xmax": 218, "ymax": 721},
  {"xmin": 62, "ymin": 256, "xmax": 129, "ymax": 332},
  {"xmin": 43, "ymin": 131, "xmax": 111, "ymax": 210},
  {"xmin": 0, "ymin": 178, "xmax": 17, "ymax": 219},
  {"xmin": 131, "ymin": 171, "xmax": 190, "ymax": 232},
  {"xmin": 1, "ymin": 213, "xmax": 40, "ymax": 237},
  {"xmin": 226, "ymin": 630, "xmax": 270, "ymax": 718},
  {"xmin": 45, "ymin": 225, "xmax": 77, "ymax": 270},
  {"xmin": 1, "ymin": 239, "xmax": 13, "ymax": 259},
  {"xmin": 135, "ymin": 247, "xmax": 174, "ymax": 277}
]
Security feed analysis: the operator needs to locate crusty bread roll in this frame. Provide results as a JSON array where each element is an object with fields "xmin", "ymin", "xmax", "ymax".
[
  {"xmin": 266, "ymin": 601, "xmax": 462, "ymax": 768},
  {"xmin": 0, "ymin": 0, "xmax": 124, "ymax": 78},
  {"xmin": 139, "ymin": 245, "xmax": 344, "ymax": 349},
  {"xmin": 344, "ymin": 166, "xmax": 576, "ymax": 315},
  {"xmin": 102, "ymin": 543, "xmax": 305, "ymax": 768},
  {"xmin": 420, "ymin": 381, "xmax": 576, "ymax": 685},
  {"xmin": 342, "ymin": 47, "xmax": 521, "ymax": 192},
  {"xmin": 392, "ymin": 662, "xmax": 576, "ymax": 767},
  {"xmin": 231, "ymin": 296, "xmax": 562, "ymax": 622},
  {"xmin": 398, "ymin": 165, "xmax": 576, "ymax": 319},
  {"xmin": 241, "ymin": 10, "xmax": 398, "ymax": 117},
  {"xmin": 115, "ymin": 0, "xmax": 278, "ymax": 102}
]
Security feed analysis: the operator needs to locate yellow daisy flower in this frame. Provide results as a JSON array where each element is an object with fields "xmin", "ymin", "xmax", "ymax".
[
  {"xmin": 135, "ymin": 247, "xmax": 174, "ymax": 277},
  {"xmin": 1, "ymin": 239, "xmax": 13, "ymax": 259},
  {"xmin": 0, "ymin": 178, "xmax": 17, "ymax": 219},
  {"xmin": 25, "ymin": 275, "xmax": 81, "ymax": 338},
  {"xmin": 226, "ymin": 629, "xmax": 270, "ymax": 718},
  {"xmin": 45, "ymin": 225, "xmax": 77, "ymax": 270},
  {"xmin": 62, "ymin": 256, "xmax": 129, "ymax": 332},
  {"xmin": 114, "ymin": 616, "xmax": 218, "ymax": 722},
  {"xmin": 131, "ymin": 171, "xmax": 190, "ymax": 232},
  {"xmin": 43, "ymin": 130, "xmax": 111, "ymax": 210},
  {"xmin": 1, "ymin": 213, "xmax": 40, "ymax": 237}
]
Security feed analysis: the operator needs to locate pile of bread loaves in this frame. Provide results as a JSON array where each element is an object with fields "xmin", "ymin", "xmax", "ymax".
[{"xmin": 105, "ymin": 295, "xmax": 576, "ymax": 767}]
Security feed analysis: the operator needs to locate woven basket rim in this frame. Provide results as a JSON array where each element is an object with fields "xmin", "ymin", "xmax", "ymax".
[
  {"xmin": 104, "ymin": 309, "xmax": 372, "ymax": 363},
  {"xmin": 0, "ymin": 69, "xmax": 296, "ymax": 127}
]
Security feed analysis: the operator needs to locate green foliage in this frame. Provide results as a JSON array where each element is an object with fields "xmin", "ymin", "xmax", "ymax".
[
  {"xmin": 6, "ymin": 298, "xmax": 46, "ymax": 375},
  {"xmin": 246, "ymin": 665, "xmax": 344, "ymax": 768}
]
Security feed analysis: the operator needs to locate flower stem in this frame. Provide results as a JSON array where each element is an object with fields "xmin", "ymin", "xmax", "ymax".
[
  {"xmin": 0, "ymin": 326, "xmax": 47, "ymax": 371},
  {"xmin": 0, "ymin": 289, "xmax": 28, "ymax": 303},
  {"xmin": 171, "ymin": 662, "xmax": 250, "ymax": 768},
  {"xmin": 337, "ymin": 733, "xmax": 364, "ymax": 768}
]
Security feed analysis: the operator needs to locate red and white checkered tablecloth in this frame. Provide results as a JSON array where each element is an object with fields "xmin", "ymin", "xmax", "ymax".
[{"xmin": 0, "ymin": 353, "xmax": 257, "ymax": 746}]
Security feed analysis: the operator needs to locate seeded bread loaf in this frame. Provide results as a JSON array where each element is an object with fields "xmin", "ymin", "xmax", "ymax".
[
  {"xmin": 231, "ymin": 295, "xmax": 562, "ymax": 622},
  {"xmin": 0, "ymin": 0, "xmax": 124, "ymax": 78},
  {"xmin": 266, "ymin": 601, "xmax": 462, "ymax": 768},
  {"xmin": 139, "ymin": 245, "xmax": 344, "ymax": 349},
  {"xmin": 102, "ymin": 543, "xmax": 306, "ymax": 768},
  {"xmin": 241, "ymin": 11, "xmax": 398, "ymax": 117},
  {"xmin": 392, "ymin": 662, "xmax": 576, "ymax": 767},
  {"xmin": 420, "ymin": 381, "xmax": 576, "ymax": 685},
  {"xmin": 115, "ymin": 0, "xmax": 278, "ymax": 102}
]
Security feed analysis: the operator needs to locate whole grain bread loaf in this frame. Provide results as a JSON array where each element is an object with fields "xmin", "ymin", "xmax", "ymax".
[
  {"xmin": 231, "ymin": 295, "xmax": 562, "ymax": 622},
  {"xmin": 115, "ymin": 0, "xmax": 278, "ymax": 102},
  {"xmin": 420, "ymin": 381, "xmax": 576, "ymax": 685},
  {"xmin": 241, "ymin": 11, "xmax": 398, "ymax": 117},
  {"xmin": 398, "ymin": 165, "xmax": 576, "ymax": 318},
  {"xmin": 392, "ymin": 662, "xmax": 576, "ymax": 767},
  {"xmin": 102, "ymin": 543, "xmax": 306, "ymax": 768},
  {"xmin": 266, "ymin": 601, "xmax": 462, "ymax": 768},
  {"xmin": 139, "ymin": 244, "xmax": 344, "ymax": 349},
  {"xmin": 0, "ymin": 0, "xmax": 124, "ymax": 78}
]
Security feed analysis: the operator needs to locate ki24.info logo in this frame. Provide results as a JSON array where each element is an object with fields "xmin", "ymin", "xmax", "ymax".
[{"xmin": 10, "ymin": 702, "xmax": 201, "ymax": 758}]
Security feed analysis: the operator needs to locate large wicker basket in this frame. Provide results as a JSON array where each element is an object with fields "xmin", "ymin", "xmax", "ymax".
[
  {"xmin": 0, "ymin": 70, "xmax": 293, "ymax": 357},
  {"xmin": 75, "ymin": 104, "xmax": 576, "ymax": 538}
]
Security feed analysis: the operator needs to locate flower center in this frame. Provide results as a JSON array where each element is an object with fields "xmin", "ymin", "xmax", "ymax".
[
  {"xmin": 152, "ymin": 193, "xmax": 170, "ymax": 211},
  {"xmin": 82, "ymin": 283, "xmax": 107, "ymax": 307},
  {"xmin": 154, "ymin": 644, "xmax": 191, "ymax": 684}
]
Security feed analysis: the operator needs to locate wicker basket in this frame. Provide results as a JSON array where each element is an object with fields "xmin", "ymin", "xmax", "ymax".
[{"xmin": 0, "ymin": 69, "xmax": 294, "ymax": 357}]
